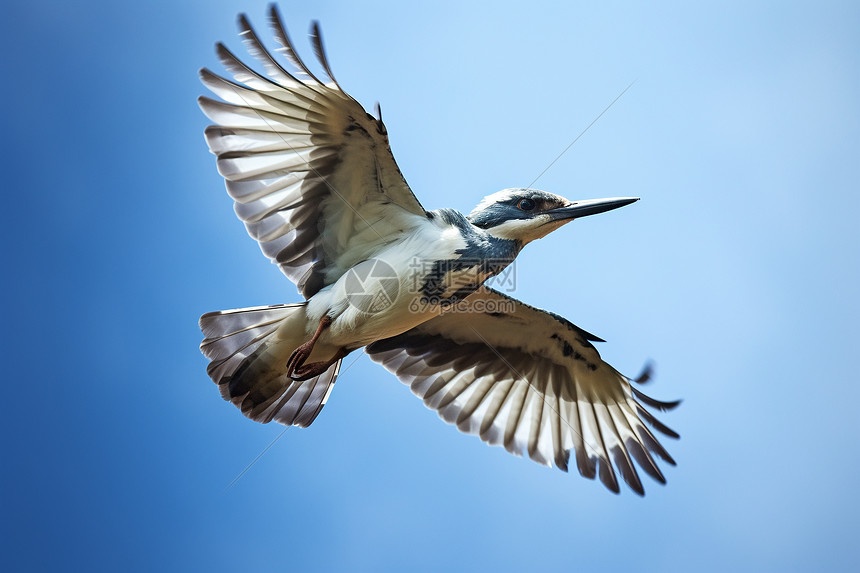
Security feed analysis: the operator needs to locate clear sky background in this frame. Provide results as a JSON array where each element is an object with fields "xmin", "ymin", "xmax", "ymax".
[{"xmin": 3, "ymin": 1, "xmax": 859, "ymax": 571}]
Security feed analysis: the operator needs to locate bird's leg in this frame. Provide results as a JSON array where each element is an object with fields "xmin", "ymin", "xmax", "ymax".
[
  {"xmin": 286, "ymin": 315, "xmax": 333, "ymax": 379},
  {"xmin": 290, "ymin": 347, "xmax": 348, "ymax": 382}
]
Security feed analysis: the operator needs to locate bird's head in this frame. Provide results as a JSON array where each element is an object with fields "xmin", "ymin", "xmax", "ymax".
[{"xmin": 467, "ymin": 188, "xmax": 639, "ymax": 244}]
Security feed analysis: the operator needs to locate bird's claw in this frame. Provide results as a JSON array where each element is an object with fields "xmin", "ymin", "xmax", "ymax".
[
  {"xmin": 288, "ymin": 347, "xmax": 348, "ymax": 381},
  {"xmin": 286, "ymin": 342, "xmax": 313, "ymax": 379},
  {"xmin": 289, "ymin": 361, "xmax": 332, "ymax": 381}
]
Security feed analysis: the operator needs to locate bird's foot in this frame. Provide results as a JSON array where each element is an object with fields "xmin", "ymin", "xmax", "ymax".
[
  {"xmin": 291, "ymin": 361, "xmax": 329, "ymax": 381},
  {"xmin": 286, "ymin": 340, "xmax": 315, "ymax": 379},
  {"xmin": 290, "ymin": 349, "xmax": 347, "ymax": 381},
  {"xmin": 286, "ymin": 315, "xmax": 333, "ymax": 378}
]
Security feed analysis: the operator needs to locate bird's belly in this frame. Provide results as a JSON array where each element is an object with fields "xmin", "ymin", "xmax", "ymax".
[
  {"xmin": 334, "ymin": 298, "xmax": 440, "ymax": 348},
  {"xmin": 322, "ymin": 271, "xmax": 447, "ymax": 349},
  {"xmin": 309, "ymin": 250, "xmax": 481, "ymax": 349}
]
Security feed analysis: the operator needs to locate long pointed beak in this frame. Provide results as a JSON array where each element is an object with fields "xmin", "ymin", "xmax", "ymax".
[{"xmin": 547, "ymin": 197, "xmax": 639, "ymax": 222}]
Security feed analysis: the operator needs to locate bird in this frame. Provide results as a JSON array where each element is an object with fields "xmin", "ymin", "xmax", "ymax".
[{"xmin": 198, "ymin": 4, "xmax": 680, "ymax": 495}]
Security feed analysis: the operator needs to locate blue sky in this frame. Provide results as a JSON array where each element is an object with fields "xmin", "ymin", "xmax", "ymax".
[{"xmin": 3, "ymin": 0, "xmax": 859, "ymax": 571}]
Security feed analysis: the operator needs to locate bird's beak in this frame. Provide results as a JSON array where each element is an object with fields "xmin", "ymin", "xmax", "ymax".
[{"xmin": 547, "ymin": 197, "xmax": 639, "ymax": 222}]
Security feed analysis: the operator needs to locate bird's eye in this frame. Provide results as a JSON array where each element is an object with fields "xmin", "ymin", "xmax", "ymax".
[{"xmin": 517, "ymin": 198, "xmax": 536, "ymax": 211}]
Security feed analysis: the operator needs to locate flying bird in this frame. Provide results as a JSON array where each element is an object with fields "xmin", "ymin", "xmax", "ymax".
[{"xmin": 198, "ymin": 5, "xmax": 679, "ymax": 495}]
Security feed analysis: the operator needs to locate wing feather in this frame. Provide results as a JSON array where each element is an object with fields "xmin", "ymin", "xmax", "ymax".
[
  {"xmin": 502, "ymin": 380, "xmax": 530, "ymax": 457},
  {"xmin": 237, "ymin": 14, "xmax": 303, "ymax": 89},
  {"xmin": 268, "ymin": 5, "xmax": 326, "ymax": 86},
  {"xmin": 612, "ymin": 402, "xmax": 666, "ymax": 483},
  {"xmin": 526, "ymin": 363, "xmax": 551, "ymax": 467},
  {"xmin": 309, "ymin": 21, "xmax": 341, "ymax": 88},
  {"xmin": 478, "ymin": 377, "xmax": 515, "ymax": 440}
]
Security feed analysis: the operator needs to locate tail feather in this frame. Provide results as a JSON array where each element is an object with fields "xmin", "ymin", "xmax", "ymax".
[{"xmin": 200, "ymin": 303, "xmax": 341, "ymax": 427}]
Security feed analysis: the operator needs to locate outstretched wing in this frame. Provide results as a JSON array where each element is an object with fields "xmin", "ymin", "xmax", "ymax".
[
  {"xmin": 199, "ymin": 6, "xmax": 427, "ymax": 298},
  {"xmin": 366, "ymin": 288, "xmax": 680, "ymax": 495}
]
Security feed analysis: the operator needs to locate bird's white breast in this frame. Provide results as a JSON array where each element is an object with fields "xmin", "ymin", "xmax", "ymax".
[{"xmin": 307, "ymin": 216, "xmax": 469, "ymax": 348}]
